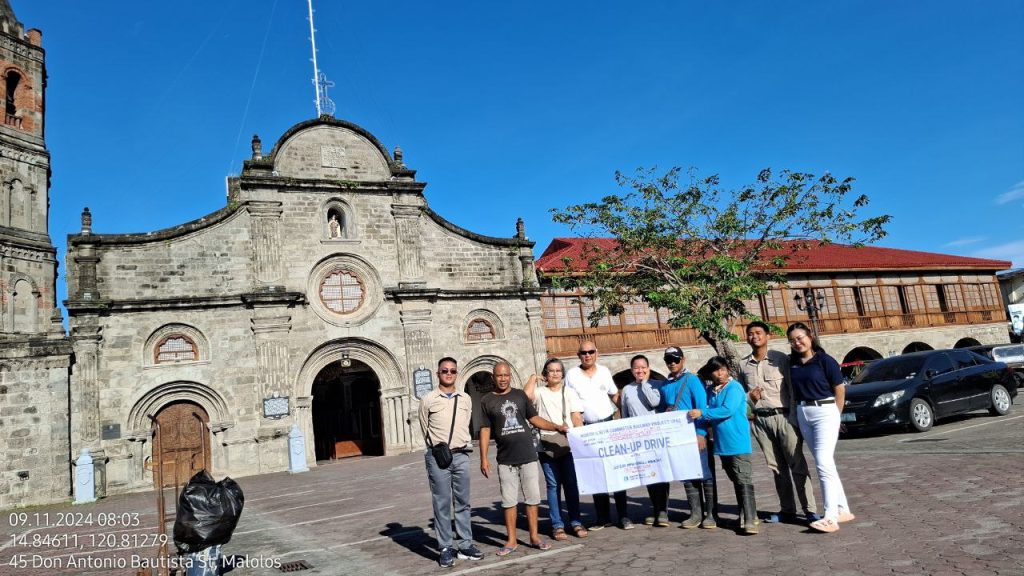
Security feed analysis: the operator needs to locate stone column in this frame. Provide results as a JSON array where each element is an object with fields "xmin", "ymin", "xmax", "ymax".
[
  {"xmin": 391, "ymin": 205, "xmax": 425, "ymax": 288},
  {"xmin": 248, "ymin": 202, "xmax": 284, "ymax": 287}
]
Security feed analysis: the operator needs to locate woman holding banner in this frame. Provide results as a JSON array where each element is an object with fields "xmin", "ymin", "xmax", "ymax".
[
  {"xmin": 525, "ymin": 359, "xmax": 588, "ymax": 541},
  {"xmin": 619, "ymin": 355, "xmax": 669, "ymax": 528},
  {"xmin": 688, "ymin": 356, "xmax": 759, "ymax": 535}
]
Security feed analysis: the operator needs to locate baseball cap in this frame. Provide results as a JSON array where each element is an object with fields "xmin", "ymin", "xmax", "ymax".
[{"xmin": 664, "ymin": 347, "xmax": 684, "ymax": 360}]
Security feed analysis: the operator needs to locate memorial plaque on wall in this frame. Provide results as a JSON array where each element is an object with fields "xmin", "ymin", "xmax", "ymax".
[
  {"xmin": 413, "ymin": 368, "xmax": 433, "ymax": 399},
  {"xmin": 101, "ymin": 423, "xmax": 121, "ymax": 440}
]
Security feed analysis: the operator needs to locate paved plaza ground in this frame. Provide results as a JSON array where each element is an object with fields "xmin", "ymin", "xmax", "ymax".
[{"xmin": 3, "ymin": 398, "xmax": 1023, "ymax": 576}]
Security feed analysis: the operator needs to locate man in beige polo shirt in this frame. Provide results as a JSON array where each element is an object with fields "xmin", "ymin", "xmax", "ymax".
[
  {"xmin": 739, "ymin": 322, "xmax": 820, "ymax": 524},
  {"xmin": 419, "ymin": 357, "xmax": 481, "ymax": 567}
]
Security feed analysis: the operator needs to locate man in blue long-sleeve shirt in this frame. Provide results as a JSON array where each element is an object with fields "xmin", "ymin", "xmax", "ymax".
[{"xmin": 657, "ymin": 346, "xmax": 718, "ymax": 529}]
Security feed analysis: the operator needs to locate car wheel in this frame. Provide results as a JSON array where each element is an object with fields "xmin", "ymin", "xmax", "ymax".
[
  {"xmin": 909, "ymin": 398, "xmax": 933, "ymax": 432},
  {"xmin": 989, "ymin": 384, "xmax": 1012, "ymax": 416},
  {"xmin": 1013, "ymin": 372, "xmax": 1024, "ymax": 390}
]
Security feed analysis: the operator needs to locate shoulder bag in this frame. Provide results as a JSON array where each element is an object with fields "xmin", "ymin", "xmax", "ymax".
[
  {"xmin": 425, "ymin": 396, "xmax": 458, "ymax": 469},
  {"xmin": 540, "ymin": 386, "xmax": 572, "ymax": 459}
]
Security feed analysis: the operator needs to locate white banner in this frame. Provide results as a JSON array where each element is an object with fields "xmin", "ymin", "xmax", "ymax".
[{"xmin": 567, "ymin": 411, "xmax": 705, "ymax": 495}]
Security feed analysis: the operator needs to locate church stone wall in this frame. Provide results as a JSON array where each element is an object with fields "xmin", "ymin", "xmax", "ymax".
[
  {"xmin": 0, "ymin": 341, "xmax": 71, "ymax": 509},
  {"xmin": 419, "ymin": 216, "xmax": 524, "ymax": 289},
  {"xmin": 86, "ymin": 212, "xmax": 254, "ymax": 301}
]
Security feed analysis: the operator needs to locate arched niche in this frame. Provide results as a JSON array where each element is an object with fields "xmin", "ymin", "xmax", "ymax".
[{"xmin": 320, "ymin": 197, "xmax": 358, "ymax": 241}]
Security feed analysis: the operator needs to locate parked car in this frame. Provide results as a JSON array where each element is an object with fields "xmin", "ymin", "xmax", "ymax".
[
  {"xmin": 967, "ymin": 344, "xmax": 1024, "ymax": 389},
  {"xmin": 842, "ymin": 349, "xmax": 1017, "ymax": 433},
  {"xmin": 840, "ymin": 359, "xmax": 876, "ymax": 383}
]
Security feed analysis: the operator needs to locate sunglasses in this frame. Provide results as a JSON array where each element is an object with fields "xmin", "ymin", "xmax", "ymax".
[
  {"xmin": 664, "ymin": 356, "xmax": 682, "ymax": 364},
  {"xmin": 578, "ymin": 350, "xmax": 597, "ymax": 356},
  {"xmin": 438, "ymin": 368, "xmax": 458, "ymax": 375}
]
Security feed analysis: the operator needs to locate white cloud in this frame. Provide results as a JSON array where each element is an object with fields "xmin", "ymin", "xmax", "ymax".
[
  {"xmin": 995, "ymin": 180, "xmax": 1024, "ymax": 205},
  {"xmin": 973, "ymin": 239, "xmax": 1024, "ymax": 268},
  {"xmin": 943, "ymin": 236, "xmax": 986, "ymax": 248}
]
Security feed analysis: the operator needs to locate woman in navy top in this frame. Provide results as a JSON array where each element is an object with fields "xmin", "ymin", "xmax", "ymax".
[{"xmin": 787, "ymin": 322, "xmax": 855, "ymax": 533}]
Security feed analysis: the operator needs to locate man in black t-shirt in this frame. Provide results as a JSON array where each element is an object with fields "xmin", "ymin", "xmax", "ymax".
[{"xmin": 480, "ymin": 362, "xmax": 568, "ymax": 555}]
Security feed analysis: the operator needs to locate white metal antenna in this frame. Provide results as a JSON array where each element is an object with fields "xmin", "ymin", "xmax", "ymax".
[{"xmin": 306, "ymin": 0, "xmax": 335, "ymax": 116}]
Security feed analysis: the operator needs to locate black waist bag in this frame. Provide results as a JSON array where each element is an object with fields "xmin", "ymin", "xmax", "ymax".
[{"xmin": 431, "ymin": 442, "xmax": 454, "ymax": 469}]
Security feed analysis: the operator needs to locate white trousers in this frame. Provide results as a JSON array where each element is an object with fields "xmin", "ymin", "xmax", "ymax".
[{"xmin": 797, "ymin": 403, "xmax": 851, "ymax": 521}]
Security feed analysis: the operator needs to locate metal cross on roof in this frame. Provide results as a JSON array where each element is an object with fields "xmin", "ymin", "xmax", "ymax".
[{"xmin": 317, "ymin": 72, "xmax": 336, "ymax": 117}]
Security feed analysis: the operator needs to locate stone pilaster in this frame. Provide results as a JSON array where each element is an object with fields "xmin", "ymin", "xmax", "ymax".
[
  {"xmin": 251, "ymin": 311, "xmax": 292, "ymax": 421},
  {"xmin": 525, "ymin": 301, "xmax": 547, "ymax": 366},
  {"xmin": 248, "ymin": 201, "xmax": 284, "ymax": 287},
  {"xmin": 70, "ymin": 323, "xmax": 102, "ymax": 447},
  {"xmin": 392, "ymin": 205, "xmax": 425, "ymax": 288},
  {"xmin": 400, "ymin": 307, "xmax": 433, "ymax": 447}
]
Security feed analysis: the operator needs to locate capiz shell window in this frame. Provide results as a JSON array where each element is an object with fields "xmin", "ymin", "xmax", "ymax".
[
  {"xmin": 155, "ymin": 335, "xmax": 198, "ymax": 363},
  {"xmin": 466, "ymin": 319, "xmax": 495, "ymax": 341},
  {"xmin": 320, "ymin": 269, "xmax": 364, "ymax": 314}
]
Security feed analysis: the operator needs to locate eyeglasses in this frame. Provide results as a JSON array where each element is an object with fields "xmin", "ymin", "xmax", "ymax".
[
  {"xmin": 439, "ymin": 368, "xmax": 458, "ymax": 375},
  {"xmin": 664, "ymin": 356, "xmax": 682, "ymax": 364},
  {"xmin": 578, "ymin": 350, "xmax": 597, "ymax": 356}
]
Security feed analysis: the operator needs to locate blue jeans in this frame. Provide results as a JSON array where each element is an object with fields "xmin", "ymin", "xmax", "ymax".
[
  {"xmin": 539, "ymin": 453, "xmax": 582, "ymax": 531},
  {"xmin": 424, "ymin": 451, "xmax": 472, "ymax": 550}
]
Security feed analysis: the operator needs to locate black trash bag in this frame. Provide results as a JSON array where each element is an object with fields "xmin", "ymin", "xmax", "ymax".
[{"xmin": 173, "ymin": 470, "xmax": 245, "ymax": 554}]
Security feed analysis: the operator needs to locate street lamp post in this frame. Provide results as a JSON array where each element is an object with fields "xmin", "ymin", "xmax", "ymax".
[{"xmin": 794, "ymin": 288, "xmax": 827, "ymax": 337}]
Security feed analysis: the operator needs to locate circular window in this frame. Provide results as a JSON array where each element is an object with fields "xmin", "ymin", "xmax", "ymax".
[
  {"xmin": 320, "ymin": 269, "xmax": 364, "ymax": 314},
  {"xmin": 308, "ymin": 254, "xmax": 383, "ymax": 327}
]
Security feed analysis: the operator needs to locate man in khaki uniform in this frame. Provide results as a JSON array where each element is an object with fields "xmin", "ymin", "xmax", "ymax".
[
  {"xmin": 419, "ymin": 357, "xmax": 482, "ymax": 567},
  {"xmin": 739, "ymin": 322, "xmax": 820, "ymax": 524}
]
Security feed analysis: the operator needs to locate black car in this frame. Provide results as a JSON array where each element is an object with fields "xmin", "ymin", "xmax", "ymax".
[{"xmin": 842, "ymin": 349, "xmax": 1017, "ymax": 433}]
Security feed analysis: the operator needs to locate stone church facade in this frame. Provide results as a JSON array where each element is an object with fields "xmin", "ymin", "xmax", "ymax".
[{"xmin": 64, "ymin": 117, "xmax": 546, "ymax": 496}]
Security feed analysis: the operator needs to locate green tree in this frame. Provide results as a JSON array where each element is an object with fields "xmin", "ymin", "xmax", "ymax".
[{"xmin": 549, "ymin": 167, "xmax": 891, "ymax": 369}]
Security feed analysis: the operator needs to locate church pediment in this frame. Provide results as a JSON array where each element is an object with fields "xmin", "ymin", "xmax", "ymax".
[{"xmin": 267, "ymin": 117, "xmax": 402, "ymax": 183}]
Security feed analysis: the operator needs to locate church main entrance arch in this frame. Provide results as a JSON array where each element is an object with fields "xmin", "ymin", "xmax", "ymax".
[
  {"xmin": 154, "ymin": 401, "xmax": 210, "ymax": 487},
  {"xmin": 311, "ymin": 360, "xmax": 384, "ymax": 460},
  {"xmin": 297, "ymin": 338, "xmax": 407, "ymax": 462},
  {"xmin": 466, "ymin": 371, "xmax": 495, "ymax": 439}
]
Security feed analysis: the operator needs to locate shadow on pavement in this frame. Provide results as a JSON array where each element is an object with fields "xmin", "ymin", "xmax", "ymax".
[{"xmin": 380, "ymin": 522, "xmax": 434, "ymax": 561}]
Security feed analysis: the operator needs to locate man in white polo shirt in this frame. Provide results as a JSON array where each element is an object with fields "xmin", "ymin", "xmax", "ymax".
[{"xmin": 564, "ymin": 341, "xmax": 630, "ymax": 529}]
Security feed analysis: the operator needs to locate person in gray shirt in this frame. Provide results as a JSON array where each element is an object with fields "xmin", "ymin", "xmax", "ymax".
[{"xmin": 619, "ymin": 355, "xmax": 668, "ymax": 527}]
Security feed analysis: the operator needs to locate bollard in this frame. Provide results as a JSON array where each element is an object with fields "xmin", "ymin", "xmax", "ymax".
[
  {"xmin": 288, "ymin": 424, "xmax": 309, "ymax": 474},
  {"xmin": 73, "ymin": 448, "xmax": 97, "ymax": 504}
]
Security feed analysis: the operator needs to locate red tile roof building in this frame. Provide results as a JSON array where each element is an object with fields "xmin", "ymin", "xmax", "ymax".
[{"xmin": 535, "ymin": 238, "xmax": 1011, "ymax": 365}]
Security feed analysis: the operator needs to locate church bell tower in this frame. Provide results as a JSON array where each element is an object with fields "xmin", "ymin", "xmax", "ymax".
[{"xmin": 0, "ymin": 0, "xmax": 61, "ymax": 337}]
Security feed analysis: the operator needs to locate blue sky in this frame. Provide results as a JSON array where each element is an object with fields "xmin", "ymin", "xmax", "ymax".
[{"xmin": 13, "ymin": 1, "xmax": 1024, "ymax": 306}]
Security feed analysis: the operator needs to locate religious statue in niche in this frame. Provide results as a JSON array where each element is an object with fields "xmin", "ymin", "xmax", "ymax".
[{"xmin": 328, "ymin": 212, "xmax": 342, "ymax": 238}]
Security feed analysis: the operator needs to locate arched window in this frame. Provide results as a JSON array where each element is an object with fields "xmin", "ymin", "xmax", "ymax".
[
  {"xmin": 319, "ymin": 269, "xmax": 364, "ymax": 314},
  {"xmin": 11, "ymin": 278, "xmax": 36, "ymax": 333},
  {"xmin": 466, "ymin": 319, "xmax": 495, "ymax": 342},
  {"xmin": 4, "ymin": 71, "xmax": 20, "ymax": 126},
  {"xmin": 155, "ymin": 335, "xmax": 198, "ymax": 363}
]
